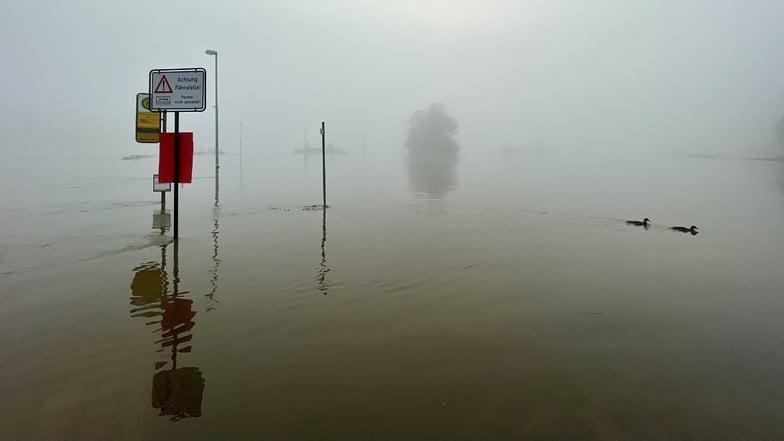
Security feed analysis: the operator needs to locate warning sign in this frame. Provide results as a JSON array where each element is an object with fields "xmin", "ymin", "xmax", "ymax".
[
  {"xmin": 149, "ymin": 68, "xmax": 206, "ymax": 112},
  {"xmin": 154, "ymin": 75, "xmax": 173, "ymax": 93}
]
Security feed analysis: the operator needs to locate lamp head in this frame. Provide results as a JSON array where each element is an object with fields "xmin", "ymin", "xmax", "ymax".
[{"xmin": 205, "ymin": 49, "xmax": 218, "ymax": 55}]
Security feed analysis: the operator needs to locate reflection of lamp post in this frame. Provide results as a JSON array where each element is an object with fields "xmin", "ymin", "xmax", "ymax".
[
  {"xmin": 205, "ymin": 49, "xmax": 219, "ymax": 206},
  {"xmin": 206, "ymin": 207, "xmax": 220, "ymax": 310}
]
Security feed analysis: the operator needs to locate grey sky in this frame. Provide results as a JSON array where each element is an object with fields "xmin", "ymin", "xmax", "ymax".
[{"xmin": 2, "ymin": 0, "xmax": 783, "ymax": 157}]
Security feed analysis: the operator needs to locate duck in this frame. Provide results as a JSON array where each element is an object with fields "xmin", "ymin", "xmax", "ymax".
[
  {"xmin": 626, "ymin": 218, "xmax": 650, "ymax": 227},
  {"xmin": 671, "ymin": 225, "xmax": 699, "ymax": 235}
]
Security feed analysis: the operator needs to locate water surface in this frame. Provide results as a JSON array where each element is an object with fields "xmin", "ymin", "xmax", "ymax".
[{"xmin": 1, "ymin": 148, "xmax": 783, "ymax": 440}]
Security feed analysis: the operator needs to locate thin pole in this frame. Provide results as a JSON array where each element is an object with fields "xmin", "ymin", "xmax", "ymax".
[
  {"xmin": 161, "ymin": 112, "xmax": 167, "ymax": 211},
  {"xmin": 238, "ymin": 121, "xmax": 243, "ymax": 184},
  {"xmin": 321, "ymin": 122, "xmax": 326, "ymax": 208},
  {"xmin": 174, "ymin": 112, "xmax": 180, "ymax": 240},
  {"xmin": 214, "ymin": 53, "xmax": 220, "ymax": 207}
]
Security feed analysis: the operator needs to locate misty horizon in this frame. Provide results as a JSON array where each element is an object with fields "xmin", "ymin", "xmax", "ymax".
[{"xmin": 2, "ymin": 1, "xmax": 784, "ymax": 161}]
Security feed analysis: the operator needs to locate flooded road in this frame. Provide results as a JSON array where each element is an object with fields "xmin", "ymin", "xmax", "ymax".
[{"xmin": 1, "ymin": 148, "xmax": 784, "ymax": 440}]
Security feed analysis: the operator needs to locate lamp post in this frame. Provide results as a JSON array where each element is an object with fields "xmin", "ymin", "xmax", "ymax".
[
  {"xmin": 238, "ymin": 121, "xmax": 243, "ymax": 183},
  {"xmin": 205, "ymin": 49, "xmax": 219, "ymax": 205}
]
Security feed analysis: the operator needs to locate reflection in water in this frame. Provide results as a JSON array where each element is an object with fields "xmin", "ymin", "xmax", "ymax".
[
  {"xmin": 151, "ymin": 367, "xmax": 204, "ymax": 421},
  {"xmin": 406, "ymin": 150, "xmax": 459, "ymax": 199},
  {"xmin": 130, "ymin": 218, "xmax": 205, "ymax": 421},
  {"xmin": 671, "ymin": 225, "xmax": 699, "ymax": 236},
  {"xmin": 153, "ymin": 211, "xmax": 171, "ymax": 232},
  {"xmin": 205, "ymin": 207, "xmax": 221, "ymax": 311},
  {"xmin": 318, "ymin": 208, "xmax": 330, "ymax": 294}
]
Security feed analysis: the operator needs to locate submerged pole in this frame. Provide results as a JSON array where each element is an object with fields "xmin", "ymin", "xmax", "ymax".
[
  {"xmin": 321, "ymin": 121, "xmax": 326, "ymax": 208},
  {"xmin": 161, "ymin": 112, "xmax": 167, "ymax": 211}
]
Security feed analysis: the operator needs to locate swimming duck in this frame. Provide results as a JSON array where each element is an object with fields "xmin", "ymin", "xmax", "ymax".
[
  {"xmin": 626, "ymin": 218, "xmax": 650, "ymax": 227},
  {"xmin": 671, "ymin": 225, "xmax": 699, "ymax": 235}
]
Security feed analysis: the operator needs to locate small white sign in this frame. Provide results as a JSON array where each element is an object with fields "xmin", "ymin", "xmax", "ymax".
[
  {"xmin": 153, "ymin": 174, "xmax": 171, "ymax": 192},
  {"xmin": 149, "ymin": 68, "xmax": 207, "ymax": 112}
]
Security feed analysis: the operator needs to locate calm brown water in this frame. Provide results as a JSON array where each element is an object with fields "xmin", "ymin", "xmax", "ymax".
[{"xmin": 1, "ymin": 149, "xmax": 784, "ymax": 440}]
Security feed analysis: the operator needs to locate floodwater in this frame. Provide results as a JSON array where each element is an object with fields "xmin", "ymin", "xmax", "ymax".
[{"xmin": 1, "ymin": 146, "xmax": 784, "ymax": 440}]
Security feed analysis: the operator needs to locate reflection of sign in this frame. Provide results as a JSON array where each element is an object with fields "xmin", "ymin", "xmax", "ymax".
[
  {"xmin": 136, "ymin": 93, "xmax": 160, "ymax": 143},
  {"xmin": 153, "ymin": 174, "xmax": 171, "ymax": 192},
  {"xmin": 152, "ymin": 367, "xmax": 205, "ymax": 419},
  {"xmin": 153, "ymin": 211, "xmax": 171, "ymax": 230},
  {"xmin": 152, "ymin": 297, "xmax": 203, "ymax": 420},
  {"xmin": 149, "ymin": 68, "xmax": 206, "ymax": 112},
  {"xmin": 158, "ymin": 133, "xmax": 195, "ymax": 183},
  {"xmin": 130, "ymin": 263, "xmax": 164, "ymax": 306}
]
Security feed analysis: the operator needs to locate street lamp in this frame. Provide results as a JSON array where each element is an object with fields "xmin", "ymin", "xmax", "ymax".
[
  {"xmin": 238, "ymin": 121, "xmax": 243, "ymax": 183},
  {"xmin": 205, "ymin": 49, "xmax": 219, "ymax": 205}
]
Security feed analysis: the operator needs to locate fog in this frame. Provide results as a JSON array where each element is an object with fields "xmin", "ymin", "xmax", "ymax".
[
  {"xmin": 2, "ymin": 0, "xmax": 784, "ymax": 166},
  {"xmin": 2, "ymin": 0, "xmax": 784, "ymax": 234},
  {"xmin": 6, "ymin": 3, "xmax": 784, "ymax": 438}
]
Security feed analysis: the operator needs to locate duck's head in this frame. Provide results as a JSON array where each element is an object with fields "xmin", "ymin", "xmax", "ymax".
[
  {"xmin": 643, "ymin": 218, "xmax": 651, "ymax": 224},
  {"xmin": 689, "ymin": 225, "xmax": 698, "ymax": 231}
]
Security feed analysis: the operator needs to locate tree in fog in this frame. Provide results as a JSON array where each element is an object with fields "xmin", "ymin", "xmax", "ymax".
[
  {"xmin": 405, "ymin": 103, "xmax": 460, "ymax": 199},
  {"xmin": 405, "ymin": 102, "xmax": 459, "ymax": 153}
]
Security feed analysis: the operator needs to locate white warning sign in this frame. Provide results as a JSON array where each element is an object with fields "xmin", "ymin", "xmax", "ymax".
[{"xmin": 149, "ymin": 68, "xmax": 206, "ymax": 112}]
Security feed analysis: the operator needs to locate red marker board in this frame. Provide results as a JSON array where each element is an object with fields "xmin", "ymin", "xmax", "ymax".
[{"xmin": 158, "ymin": 132, "xmax": 194, "ymax": 183}]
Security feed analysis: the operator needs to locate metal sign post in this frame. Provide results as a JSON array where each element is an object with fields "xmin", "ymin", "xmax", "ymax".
[
  {"xmin": 153, "ymin": 174, "xmax": 171, "ymax": 212},
  {"xmin": 173, "ymin": 112, "xmax": 180, "ymax": 240},
  {"xmin": 160, "ymin": 112, "xmax": 168, "ymax": 210},
  {"xmin": 149, "ymin": 67, "xmax": 207, "ymax": 241}
]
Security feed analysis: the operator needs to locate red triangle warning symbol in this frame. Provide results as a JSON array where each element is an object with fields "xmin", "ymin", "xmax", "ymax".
[{"xmin": 155, "ymin": 75, "xmax": 173, "ymax": 94}]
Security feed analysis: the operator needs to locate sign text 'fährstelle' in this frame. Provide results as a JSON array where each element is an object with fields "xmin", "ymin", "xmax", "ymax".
[{"xmin": 148, "ymin": 68, "xmax": 206, "ymax": 112}]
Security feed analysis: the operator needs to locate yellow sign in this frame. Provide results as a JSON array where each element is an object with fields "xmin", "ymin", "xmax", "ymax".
[{"xmin": 136, "ymin": 93, "xmax": 160, "ymax": 143}]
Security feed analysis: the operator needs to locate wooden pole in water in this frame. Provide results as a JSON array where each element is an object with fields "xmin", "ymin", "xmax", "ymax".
[{"xmin": 321, "ymin": 121, "xmax": 326, "ymax": 208}]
